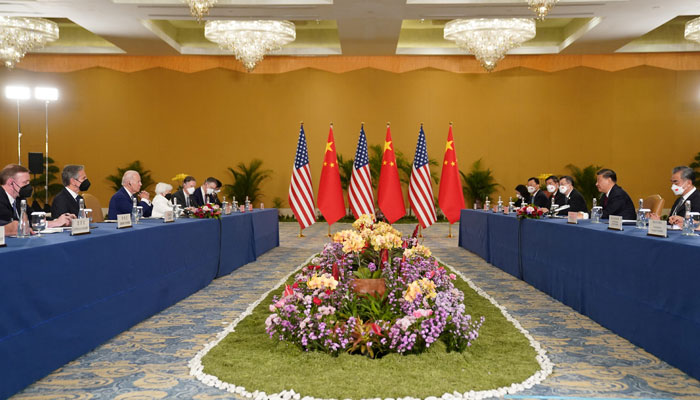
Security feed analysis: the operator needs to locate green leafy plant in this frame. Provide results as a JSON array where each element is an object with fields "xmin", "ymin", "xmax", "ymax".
[
  {"xmin": 353, "ymin": 267, "xmax": 382, "ymax": 280},
  {"xmin": 272, "ymin": 197, "xmax": 285, "ymax": 209},
  {"xmin": 565, "ymin": 164, "xmax": 602, "ymax": 209},
  {"xmin": 337, "ymin": 153, "xmax": 354, "ymax": 192},
  {"xmin": 459, "ymin": 159, "xmax": 501, "ymax": 207},
  {"xmin": 106, "ymin": 160, "xmax": 154, "ymax": 193},
  {"xmin": 690, "ymin": 152, "xmax": 700, "ymax": 177},
  {"xmin": 30, "ymin": 157, "xmax": 63, "ymax": 208},
  {"xmin": 224, "ymin": 159, "xmax": 272, "ymax": 205}
]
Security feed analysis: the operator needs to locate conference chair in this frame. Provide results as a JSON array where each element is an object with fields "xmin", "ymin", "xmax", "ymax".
[
  {"xmin": 82, "ymin": 193, "xmax": 105, "ymax": 222},
  {"xmin": 643, "ymin": 194, "xmax": 665, "ymax": 217}
]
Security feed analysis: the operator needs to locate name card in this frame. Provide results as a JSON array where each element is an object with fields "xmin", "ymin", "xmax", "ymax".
[
  {"xmin": 163, "ymin": 210, "xmax": 174, "ymax": 223},
  {"xmin": 224, "ymin": 204, "xmax": 232, "ymax": 215},
  {"xmin": 567, "ymin": 211, "xmax": 578, "ymax": 224},
  {"xmin": 608, "ymin": 215, "xmax": 623, "ymax": 231},
  {"xmin": 71, "ymin": 218, "xmax": 91, "ymax": 236},
  {"xmin": 648, "ymin": 219, "xmax": 668, "ymax": 238},
  {"xmin": 117, "ymin": 214, "xmax": 132, "ymax": 229},
  {"xmin": 504, "ymin": 207, "xmax": 510, "ymax": 215},
  {"xmin": 0, "ymin": 225, "xmax": 5, "ymax": 247}
]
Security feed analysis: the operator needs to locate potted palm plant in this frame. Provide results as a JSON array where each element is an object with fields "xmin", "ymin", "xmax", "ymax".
[{"xmin": 460, "ymin": 159, "xmax": 501, "ymax": 209}]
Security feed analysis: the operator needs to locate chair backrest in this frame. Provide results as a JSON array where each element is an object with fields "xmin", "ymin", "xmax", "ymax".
[
  {"xmin": 643, "ymin": 194, "xmax": 664, "ymax": 216},
  {"xmin": 82, "ymin": 193, "xmax": 104, "ymax": 222}
]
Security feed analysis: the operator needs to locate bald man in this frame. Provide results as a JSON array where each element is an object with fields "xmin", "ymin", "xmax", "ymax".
[{"xmin": 107, "ymin": 170, "xmax": 153, "ymax": 220}]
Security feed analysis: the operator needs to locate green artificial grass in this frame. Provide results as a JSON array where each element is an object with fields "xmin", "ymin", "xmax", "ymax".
[{"xmin": 201, "ymin": 265, "xmax": 540, "ymax": 399}]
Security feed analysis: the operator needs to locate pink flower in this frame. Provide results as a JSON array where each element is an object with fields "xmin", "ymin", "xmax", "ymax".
[
  {"xmin": 449, "ymin": 273, "xmax": 456, "ymax": 280},
  {"xmin": 412, "ymin": 309, "xmax": 433, "ymax": 318},
  {"xmin": 526, "ymin": 206, "xmax": 535, "ymax": 214},
  {"xmin": 313, "ymin": 297, "xmax": 322, "ymax": 305},
  {"xmin": 370, "ymin": 323, "xmax": 383, "ymax": 336}
]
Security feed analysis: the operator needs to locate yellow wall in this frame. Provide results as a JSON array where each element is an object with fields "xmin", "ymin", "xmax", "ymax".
[{"xmin": 1, "ymin": 65, "xmax": 699, "ymax": 212}]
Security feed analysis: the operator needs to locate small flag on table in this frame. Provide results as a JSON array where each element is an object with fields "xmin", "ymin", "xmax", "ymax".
[
  {"xmin": 348, "ymin": 124, "xmax": 375, "ymax": 219},
  {"xmin": 378, "ymin": 124, "xmax": 406, "ymax": 223},
  {"xmin": 409, "ymin": 124, "xmax": 437, "ymax": 228},
  {"xmin": 438, "ymin": 123, "xmax": 465, "ymax": 224},
  {"xmin": 288, "ymin": 123, "xmax": 316, "ymax": 229},
  {"xmin": 317, "ymin": 124, "xmax": 345, "ymax": 225}
]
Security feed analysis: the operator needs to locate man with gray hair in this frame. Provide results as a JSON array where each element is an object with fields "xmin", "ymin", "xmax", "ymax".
[
  {"xmin": 107, "ymin": 170, "xmax": 152, "ymax": 220},
  {"xmin": 666, "ymin": 166, "xmax": 700, "ymax": 226},
  {"xmin": 51, "ymin": 164, "xmax": 90, "ymax": 218}
]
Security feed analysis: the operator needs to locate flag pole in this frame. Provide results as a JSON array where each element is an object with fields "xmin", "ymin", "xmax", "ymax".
[
  {"xmin": 328, "ymin": 223, "xmax": 332, "ymax": 237},
  {"xmin": 418, "ymin": 225, "xmax": 423, "ymax": 238},
  {"xmin": 298, "ymin": 226, "xmax": 305, "ymax": 238},
  {"xmin": 448, "ymin": 223, "xmax": 453, "ymax": 238}
]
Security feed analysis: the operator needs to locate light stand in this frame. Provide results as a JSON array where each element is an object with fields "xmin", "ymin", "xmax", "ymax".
[
  {"xmin": 35, "ymin": 87, "xmax": 59, "ymax": 208},
  {"xmin": 4, "ymin": 86, "xmax": 30, "ymax": 165}
]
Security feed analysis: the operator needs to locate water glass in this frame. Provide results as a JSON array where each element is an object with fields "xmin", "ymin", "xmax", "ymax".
[
  {"xmin": 260, "ymin": 203, "xmax": 264, "ymax": 210},
  {"xmin": 84, "ymin": 209, "xmax": 93, "ymax": 224},
  {"xmin": 31, "ymin": 212, "xmax": 47, "ymax": 237},
  {"xmin": 591, "ymin": 206, "xmax": 602, "ymax": 224},
  {"xmin": 136, "ymin": 206, "xmax": 144, "ymax": 224}
]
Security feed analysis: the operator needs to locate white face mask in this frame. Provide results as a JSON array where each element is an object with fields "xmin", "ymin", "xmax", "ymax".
[
  {"xmin": 671, "ymin": 184, "xmax": 685, "ymax": 196},
  {"xmin": 186, "ymin": 186, "xmax": 195, "ymax": 195},
  {"xmin": 206, "ymin": 188, "xmax": 214, "ymax": 195},
  {"xmin": 546, "ymin": 184, "xmax": 556, "ymax": 193},
  {"xmin": 527, "ymin": 186, "xmax": 536, "ymax": 194},
  {"xmin": 559, "ymin": 185, "xmax": 568, "ymax": 194}
]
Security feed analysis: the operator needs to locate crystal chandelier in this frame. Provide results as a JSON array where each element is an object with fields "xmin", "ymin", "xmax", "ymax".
[
  {"xmin": 528, "ymin": 0, "xmax": 559, "ymax": 20},
  {"xmin": 685, "ymin": 16, "xmax": 700, "ymax": 44},
  {"xmin": 444, "ymin": 18, "xmax": 536, "ymax": 72},
  {"xmin": 205, "ymin": 20, "xmax": 296, "ymax": 71},
  {"xmin": 185, "ymin": 0, "xmax": 217, "ymax": 22},
  {"xmin": 0, "ymin": 17, "xmax": 59, "ymax": 69}
]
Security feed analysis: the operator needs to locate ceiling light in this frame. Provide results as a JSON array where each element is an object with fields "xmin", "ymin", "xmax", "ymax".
[
  {"xmin": 528, "ymin": 0, "xmax": 559, "ymax": 20},
  {"xmin": 685, "ymin": 16, "xmax": 700, "ymax": 44},
  {"xmin": 444, "ymin": 18, "xmax": 536, "ymax": 72},
  {"xmin": 185, "ymin": 0, "xmax": 217, "ymax": 22},
  {"xmin": 205, "ymin": 20, "xmax": 296, "ymax": 71},
  {"xmin": 0, "ymin": 17, "xmax": 59, "ymax": 69}
]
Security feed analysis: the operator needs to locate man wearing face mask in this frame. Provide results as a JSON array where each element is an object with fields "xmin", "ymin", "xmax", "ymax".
[
  {"xmin": 193, "ymin": 177, "xmax": 218, "ymax": 207},
  {"xmin": 555, "ymin": 176, "xmax": 589, "ymax": 216},
  {"xmin": 107, "ymin": 170, "xmax": 153, "ymax": 220},
  {"xmin": 527, "ymin": 177, "xmax": 549, "ymax": 209},
  {"xmin": 665, "ymin": 166, "xmax": 700, "ymax": 226},
  {"xmin": 210, "ymin": 179, "xmax": 223, "ymax": 206},
  {"xmin": 545, "ymin": 175, "xmax": 566, "ymax": 209},
  {"xmin": 171, "ymin": 176, "xmax": 197, "ymax": 209},
  {"xmin": 0, "ymin": 164, "xmax": 73, "ymax": 231},
  {"xmin": 51, "ymin": 164, "xmax": 89, "ymax": 218}
]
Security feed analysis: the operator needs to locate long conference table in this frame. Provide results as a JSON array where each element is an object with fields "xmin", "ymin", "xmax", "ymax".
[
  {"xmin": 0, "ymin": 209, "xmax": 279, "ymax": 399},
  {"xmin": 459, "ymin": 209, "xmax": 700, "ymax": 382}
]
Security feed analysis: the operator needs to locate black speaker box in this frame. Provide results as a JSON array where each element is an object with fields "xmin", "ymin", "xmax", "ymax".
[{"xmin": 28, "ymin": 152, "xmax": 44, "ymax": 174}]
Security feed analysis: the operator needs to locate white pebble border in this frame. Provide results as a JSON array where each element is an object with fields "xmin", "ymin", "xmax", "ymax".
[{"xmin": 189, "ymin": 254, "xmax": 554, "ymax": 400}]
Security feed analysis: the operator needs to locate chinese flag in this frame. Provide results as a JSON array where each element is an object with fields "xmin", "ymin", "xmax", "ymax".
[
  {"xmin": 378, "ymin": 124, "xmax": 406, "ymax": 223},
  {"xmin": 438, "ymin": 124, "xmax": 465, "ymax": 224},
  {"xmin": 317, "ymin": 124, "xmax": 346, "ymax": 225}
]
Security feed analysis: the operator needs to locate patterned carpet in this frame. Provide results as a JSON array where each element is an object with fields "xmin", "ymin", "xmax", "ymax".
[{"xmin": 11, "ymin": 222, "xmax": 700, "ymax": 400}]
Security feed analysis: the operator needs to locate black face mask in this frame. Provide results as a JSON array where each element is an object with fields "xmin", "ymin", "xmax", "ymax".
[
  {"xmin": 164, "ymin": 193, "xmax": 172, "ymax": 201},
  {"xmin": 79, "ymin": 178, "xmax": 91, "ymax": 192},
  {"xmin": 15, "ymin": 182, "xmax": 33, "ymax": 198}
]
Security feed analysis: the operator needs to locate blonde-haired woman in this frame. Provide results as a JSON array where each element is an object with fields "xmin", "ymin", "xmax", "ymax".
[{"xmin": 152, "ymin": 182, "xmax": 173, "ymax": 218}]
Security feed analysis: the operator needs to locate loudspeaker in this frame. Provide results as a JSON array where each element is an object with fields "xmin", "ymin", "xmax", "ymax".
[{"xmin": 28, "ymin": 152, "xmax": 44, "ymax": 175}]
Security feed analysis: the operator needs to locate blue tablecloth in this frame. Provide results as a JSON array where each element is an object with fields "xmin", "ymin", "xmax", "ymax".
[
  {"xmin": 0, "ymin": 210, "xmax": 280, "ymax": 398},
  {"xmin": 459, "ymin": 209, "xmax": 700, "ymax": 381}
]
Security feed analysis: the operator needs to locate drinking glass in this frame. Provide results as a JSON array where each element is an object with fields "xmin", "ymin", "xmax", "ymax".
[
  {"xmin": 136, "ymin": 206, "xmax": 144, "ymax": 224},
  {"xmin": 84, "ymin": 209, "xmax": 93, "ymax": 225},
  {"xmin": 591, "ymin": 206, "xmax": 602, "ymax": 223},
  {"xmin": 31, "ymin": 212, "xmax": 47, "ymax": 237}
]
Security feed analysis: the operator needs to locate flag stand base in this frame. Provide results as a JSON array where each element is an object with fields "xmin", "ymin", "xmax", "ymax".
[
  {"xmin": 418, "ymin": 226, "xmax": 423, "ymax": 238},
  {"xmin": 298, "ymin": 227, "xmax": 305, "ymax": 238},
  {"xmin": 447, "ymin": 224, "xmax": 453, "ymax": 238},
  {"xmin": 327, "ymin": 224, "xmax": 332, "ymax": 238}
]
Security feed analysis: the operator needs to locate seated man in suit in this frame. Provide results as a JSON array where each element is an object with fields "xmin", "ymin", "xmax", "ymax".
[
  {"xmin": 107, "ymin": 170, "xmax": 153, "ymax": 220},
  {"xmin": 595, "ymin": 168, "xmax": 636, "ymax": 220},
  {"xmin": 171, "ymin": 175, "xmax": 196, "ymax": 208},
  {"xmin": 665, "ymin": 166, "xmax": 700, "ymax": 226},
  {"xmin": 545, "ymin": 175, "xmax": 566, "ymax": 211},
  {"xmin": 0, "ymin": 164, "xmax": 73, "ymax": 232},
  {"xmin": 556, "ymin": 175, "xmax": 589, "ymax": 216},
  {"xmin": 210, "ymin": 179, "xmax": 223, "ymax": 206},
  {"xmin": 52, "ymin": 164, "xmax": 90, "ymax": 218},
  {"xmin": 527, "ymin": 177, "xmax": 549, "ymax": 209},
  {"xmin": 193, "ymin": 177, "xmax": 219, "ymax": 207}
]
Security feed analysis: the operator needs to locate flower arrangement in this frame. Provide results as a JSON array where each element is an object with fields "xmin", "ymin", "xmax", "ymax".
[
  {"xmin": 516, "ymin": 204, "xmax": 544, "ymax": 219},
  {"xmin": 191, "ymin": 203, "xmax": 222, "ymax": 219},
  {"xmin": 266, "ymin": 215, "xmax": 484, "ymax": 358}
]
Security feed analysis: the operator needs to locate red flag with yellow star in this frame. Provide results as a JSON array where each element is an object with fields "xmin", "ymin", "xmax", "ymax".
[
  {"xmin": 378, "ymin": 124, "xmax": 406, "ymax": 223},
  {"xmin": 317, "ymin": 124, "xmax": 346, "ymax": 225},
  {"xmin": 438, "ymin": 124, "xmax": 465, "ymax": 224}
]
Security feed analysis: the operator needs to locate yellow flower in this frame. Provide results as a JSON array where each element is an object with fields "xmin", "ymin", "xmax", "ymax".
[
  {"xmin": 352, "ymin": 214, "xmax": 375, "ymax": 231},
  {"xmin": 171, "ymin": 173, "xmax": 189, "ymax": 182},
  {"xmin": 307, "ymin": 273, "xmax": 338, "ymax": 290},
  {"xmin": 403, "ymin": 281, "xmax": 422, "ymax": 302},
  {"xmin": 404, "ymin": 244, "xmax": 432, "ymax": 259},
  {"xmin": 333, "ymin": 229, "xmax": 366, "ymax": 253}
]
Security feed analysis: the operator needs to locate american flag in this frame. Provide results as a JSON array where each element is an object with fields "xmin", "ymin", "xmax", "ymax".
[
  {"xmin": 349, "ymin": 125, "xmax": 375, "ymax": 219},
  {"xmin": 409, "ymin": 126, "xmax": 437, "ymax": 228},
  {"xmin": 288, "ymin": 124, "xmax": 316, "ymax": 229}
]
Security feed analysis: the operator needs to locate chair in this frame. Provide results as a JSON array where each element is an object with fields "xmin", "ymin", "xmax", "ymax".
[
  {"xmin": 82, "ymin": 193, "xmax": 105, "ymax": 222},
  {"xmin": 643, "ymin": 194, "xmax": 664, "ymax": 216}
]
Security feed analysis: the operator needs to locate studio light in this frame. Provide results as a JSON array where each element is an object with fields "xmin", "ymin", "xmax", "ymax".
[{"xmin": 5, "ymin": 85, "xmax": 31, "ymax": 165}]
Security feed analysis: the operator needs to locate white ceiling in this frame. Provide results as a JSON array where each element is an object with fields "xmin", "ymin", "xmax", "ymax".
[{"xmin": 1, "ymin": 0, "xmax": 700, "ymax": 57}]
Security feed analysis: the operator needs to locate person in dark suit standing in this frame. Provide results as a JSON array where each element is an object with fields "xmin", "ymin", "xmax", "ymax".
[
  {"xmin": 527, "ymin": 177, "xmax": 549, "ymax": 209},
  {"xmin": 107, "ymin": 170, "xmax": 153, "ymax": 220},
  {"xmin": 171, "ymin": 175, "xmax": 197, "ymax": 209},
  {"xmin": 556, "ymin": 175, "xmax": 589, "ymax": 216},
  {"xmin": 596, "ymin": 168, "xmax": 636, "ymax": 220},
  {"xmin": 545, "ymin": 175, "xmax": 566, "ymax": 210},
  {"xmin": 51, "ymin": 164, "xmax": 90, "ymax": 218},
  {"xmin": 514, "ymin": 184, "xmax": 530, "ymax": 207},
  {"xmin": 665, "ymin": 166, "xmax": 700, "ymax": 226},
  {"xmin": 0, "ymin": 164, "xmax": 73, "ymax": 232},
  {"xmin": 192, "ymin": 177, "xmax": 219, "ymax": 207}
]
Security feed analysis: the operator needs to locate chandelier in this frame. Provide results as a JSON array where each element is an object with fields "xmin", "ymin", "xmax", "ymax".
[
  {"xmin": 185, "ymin": 0, "xmax": 217, "ymax": 22},
  {"xmin": 444, "ymin": 18, "xmax": 536, "ymax": 72},
  {"xmin": 685, "ymin": 17, "xmax": 700, "ymax": 44},
  {"xmin": 527, "ymin": 0, "xmax": 559, "ymax": 20},
  {"xmin": 205, "ymin": 20, "xmax": 296, "ymax": 71},
  {"xmin": 0, "ymin": 17, "xmax": 59, "ymax": 69}
]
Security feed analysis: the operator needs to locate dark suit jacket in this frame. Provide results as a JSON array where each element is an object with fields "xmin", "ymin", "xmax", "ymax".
[
  {"xmin": 600, "ymin": 184, "xmax": 636, "ymax": 220},
  {"xmin": 668, "ymin": 188, "xmax": 700, "ymax": 217},
  {"xmin": 0, "ymin": 187, "xmax": 33, "ymax": 225},
  {"xmin": 514, "ymin": 194, "xmax": 531, "ymax": 207},
  {"xmin": 192, "ymin": 187, "xmax": 206, "ymax": 207},
  {"xmin": 531, "ymin": 190, "xmax": 549, "ymax": 209},
  {"xmin": 557, "ymin": 188, "xmax": 589, "ymax": 215},
  {"xmin": 51, "ymin": 187, "xmax": 82, "ymax": 217},
  {"xmin": 171, "ymin": 189, "xmax": 194, "ymax": 208},
  {"xmin": 107, "ymin": 187, "xmax": 153, "ymax": 220},
  {"xmin": 551, "ymin": 192, "xmax": 566, "ymax": 208}
]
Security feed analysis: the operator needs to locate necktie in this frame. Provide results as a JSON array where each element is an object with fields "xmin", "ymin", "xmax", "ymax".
[
  {"xmin": 603, "ymin": 196, "xmax": 608, "ymax": 207},
  {"xmin": 186, "ymin": 193, "xmax": 190, "ymax": 207},
  {"xmin": 13, "ymin": 200, "xmax": 20, "ymax": 220}
]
